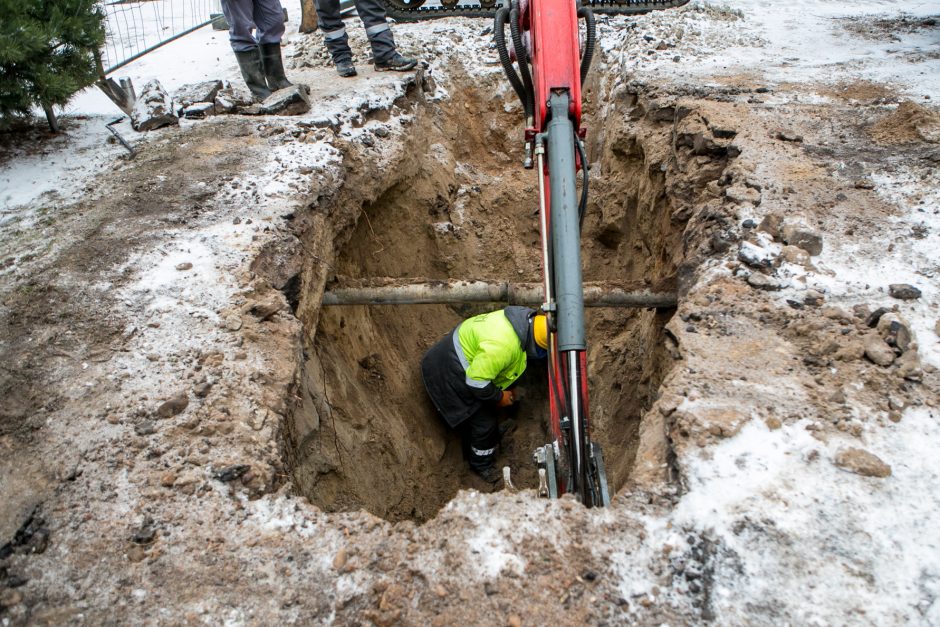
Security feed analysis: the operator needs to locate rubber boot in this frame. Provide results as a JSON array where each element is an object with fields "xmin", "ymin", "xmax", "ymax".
[
  {"xmin": 259, "ymin": 42, "xmax": 293, "ymax": 91},
  {"xmin": 234, "ymin": 48, "xmax": 272, "ymax": 101}
]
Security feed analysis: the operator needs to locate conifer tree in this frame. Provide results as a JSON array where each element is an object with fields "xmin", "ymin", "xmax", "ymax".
[{"xmin": 0, "ymin": 0, "xmax": 106, "ymax": 131}]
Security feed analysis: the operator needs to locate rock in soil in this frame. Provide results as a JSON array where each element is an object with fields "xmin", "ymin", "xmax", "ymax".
[
  {"xmin": 213, "ymin": 464, "xmax": 250, "ymax": 482},
  {"xmin": 738, "ymin": 241, "xmax": 776, "ymax": 268},
  {"xmin": 134, "ymin": 420, "xmax": 156, "ymax": 436},
  {"xmin": 866, "ymin": 306, "xmax": 891, "ymax": 328},
  {"xmin": 833, "ymin": 448, "xmax": 892, "ymax": 478},
  {"xmin": 193, "ymin": 382, "xmax": 213, "ymax": 398},
  {"xmin": 896, "ymin": 351, "xmax": 924, "ymax": 382},
  {"xmin": 775, "ymin": 129, "xmax": 804, "ymax": 142},
  {"xmin": 877, "ymin": 313, "xmax": 913, "ymax": 352},
  {"xmin": 863, "ymin": 335, "xmax": 896, "ymax": 367},
  {"xmin": 156, "ymin": 392, "xmax": 189, "ymax": 418},
  {"xmin": 259, "ymin": 85, "xmax": 311, "ymax": 116},
  {"xmin": 888, "ymin": 283, "xmax": 922, "ymax": 300},
  {"xmin": 332, "ymin": 547, "xmax": 348, "ymax": 570},
  {"xmin": 183, "ymin": 102, "xmax": 216, "ymax": 119},
  {"xmin": 758, "ymin": 212, "xmax": 783, "ymax": 239},
  {"xmin": 175, "ymin": 80, "xmax": 223, "ymax": 109},
  {"xmin": 746, "ymin": 272, "xmax": 783, "ymax": 291},
  {"xmin": 131, "ymin": 79, "xmax": 179, "ymax": 132},
  {"xmin": 781, "ymin": 221, "xmax": 823, "ymax": 256}
]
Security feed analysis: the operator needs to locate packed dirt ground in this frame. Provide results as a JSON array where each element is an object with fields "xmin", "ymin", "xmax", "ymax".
[{"xmin": 1, "ymin": 2, "xmax": 939, "ymax": 625}]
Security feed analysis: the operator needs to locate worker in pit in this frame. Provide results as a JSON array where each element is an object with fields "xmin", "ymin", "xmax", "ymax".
[{"xmin": 422, "ymin": 307, "xmax": 549, "ymax": 484}]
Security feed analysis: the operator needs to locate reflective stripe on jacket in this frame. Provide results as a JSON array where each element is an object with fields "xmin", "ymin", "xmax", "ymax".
[
  {"xmin": 456, "ymin": 309, "xmax": 527, "ymax": 391},
  {"xmin": 422, "ymin": 306, "xmax": 533, "ymax": 428}
]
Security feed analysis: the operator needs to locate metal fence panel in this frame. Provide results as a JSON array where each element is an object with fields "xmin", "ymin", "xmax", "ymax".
[{"xmin": 100, "ymin": 0, "xmax": 222, "ymax": 75}]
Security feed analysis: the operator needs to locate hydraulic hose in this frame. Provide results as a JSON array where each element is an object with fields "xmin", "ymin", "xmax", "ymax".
[
  {"xmin": 575, "ymin": 129, "xmax": 589, "ymax": 230},
  {"xmin": 577, "ymin": 5, "xmax": 596, "ymax": 85},
  {"xmin": 494, "ymin": 6, "xmax": 527, "ymax": 112},
  {"xmin": 509, "ymin": 0, "xmax": 535, "ymax": 121}
]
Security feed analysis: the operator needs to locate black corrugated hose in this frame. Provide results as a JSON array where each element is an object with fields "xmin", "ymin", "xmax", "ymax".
[
  {"xmin": 577, "ymin": 4, "xmax": 596, "ymax": 85},
  {"xmin": 494, "ymin": 5, "xmax": 528, "ymax": 113},
  {"xmin": 509, "ymin": 0, "xmax": 535, "ymax": 121}
]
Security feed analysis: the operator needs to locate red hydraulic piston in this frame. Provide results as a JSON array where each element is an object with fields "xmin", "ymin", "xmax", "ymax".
[{"xmin": 526, "ymin": 0, "xmax": 582, "ymax": 131}]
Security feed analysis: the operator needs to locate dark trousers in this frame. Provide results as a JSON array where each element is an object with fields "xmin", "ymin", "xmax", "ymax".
[
  {"xmin": 459, "ymin": 406, "xmax": 500, "ymax": 472},
  {"xmin": 220, "ymin": 0, "xmax": 286, "ymax": 52},
  {"xmin": 314, "ymin": 0, "xmax": 397, "ymax": 63}
]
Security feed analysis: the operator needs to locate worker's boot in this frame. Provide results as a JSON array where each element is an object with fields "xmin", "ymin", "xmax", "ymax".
[
  {"xmin": 367, "ymin": 24, "xmax": 416, "ymax": 72},
  {"xmin": 322, "ymin": 27, "xmax": 357, "ymax": 78},
  {"xmin": 474, "ymin": 465, "xmax": 501, "ymax": 484},
  {"xmin": 260, "ymin": 42, "xmax": 293, "ymax": 91},
  {"xmin": 233, "ymin": 48, "xmax": 272, "ymax": 101},
  {"xmin": 335, "ymin": 59, "xmax": 357, "ymax": 78},
  {"xmin": 374, "ymin": 51, "xmax": 417, "ymax": 73}
]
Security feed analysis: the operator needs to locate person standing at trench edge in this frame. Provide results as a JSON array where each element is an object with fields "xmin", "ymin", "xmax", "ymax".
[
  {"xmin": 220, "ymin": 0, "xmax": 298, "ymax": 101},
  {"xmin": 313, "ymin": 0, "xmax": 417, "ymax": 77},
  {"xmin": 422, "ymin": 307, "xmax": 549, "ymax": 484}
]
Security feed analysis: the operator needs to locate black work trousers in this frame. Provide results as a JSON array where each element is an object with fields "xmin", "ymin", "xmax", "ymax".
[
  {"xmin": 459, "ymin": 405, "xmax": 500, "ymax": 472},
  {"xmin": 314, "ymin": 0, "xmax": 397, "ymax": 63}
]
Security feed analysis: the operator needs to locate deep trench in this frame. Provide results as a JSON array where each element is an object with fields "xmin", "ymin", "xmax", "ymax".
[{"xmin": 284, "ymin": 74, "xmax": 705, "ymax": 523}]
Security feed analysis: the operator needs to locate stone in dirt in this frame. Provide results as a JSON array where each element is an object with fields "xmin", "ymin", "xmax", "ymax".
[
  {"xmin": 775, "ymin": 129, "xmax": 804, "ymax": 142},
  {"xmin": 935, "ymin": 319, "xmax": 940, "ymax": 337},
  {"xmin": 259, "ymin": 85, "xmax": 311, "ymax": 116},
  {"xmin": 781, "ymin": 221, "xmax": 823, "ymax": 256},
  {"xmin": 156, "ymin": 392, "xmax": 189, "ymax": 418},
  {"xmin": 134, "ymin": 420, "xmax": 156, "ymax": 436},
  {"xmin": 779, "ymin": 245, "xmax": 812, "ymax": 268},
  {"xmin": 758, "ymin": 212, "xmax": 783, "ymax": 239},
  {"xmin": 183, "ymin": 102, "xmax": 216, "ymax": 120},
  {"xmin": 746, "ymin": 272, "xmax": 783, "ymax": 291},
  {"xmin": 248, "ymin": 294, "xmax": 286, "ymax": 320},
  {"xmin": 174, "ymin": 80, "xmax": 223, "ymax": 109},
  {"xmin": 126, "ymin": 544, "xmax": 147, "ymax": 563},
  {"xmin": 132, "ymin": 520, "xmax": 157, "ymax": 545},
  {"xmin": 863, "ymin": 335, "xmax": 896, "ymax": 367},
  {"xmin": 833, "ymin": 340, "xmax": 865, "ymax": 361},
  {"xmin": 193, "ymin": 382, "xmax": 212, "ymax": 398},
  {"xmin": 213, "ymin": 464, "xmax": 250, "ymax": 482},
  {"xmin": 888, "ymin": 283, "xmax": 921, "ymax": 300},
  {"xmin": 332, "ymin": 547, "xmax": 348, "ymax": 570},
  {"xmin": 877, "ymin": 313, "xmax": 912, "ymax": 352},
  {"xmin": 214, "ymin": 85, "xmax": 254, "ymax": 113},
  {"xmin": 725, "ymin": 184, "xmax": 761, "ymax": 205},
  {"xmin": 896, "ymin": 351, "xmax": 923, "ymax": 382},
  {"xmin": 865, "ymin": 306, "xmax": 891, "ymax": 328},
  {"xmin": 130, "ymin": 80, "xmax": 179, "ymax": 132},
  {"xmin": 738, "ymin": 241, "xmax": 776, "ymax": 268},
  {"xmin": 833, "ymin": 447, "xmax": 891, "ymax": 478}
]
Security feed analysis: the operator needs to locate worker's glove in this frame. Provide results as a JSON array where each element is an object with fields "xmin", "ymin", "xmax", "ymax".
[{"xmin": 496, "ymin": 390, "xmax": 516, "ymax": 408}]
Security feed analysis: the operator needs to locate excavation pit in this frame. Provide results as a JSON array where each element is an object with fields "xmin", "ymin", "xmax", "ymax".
[{"xmin": 284, "ymin": 79, "xmax": 721, "ymax": 522}]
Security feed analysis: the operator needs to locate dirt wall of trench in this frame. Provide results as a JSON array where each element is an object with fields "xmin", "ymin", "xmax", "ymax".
[{"xmin": 276, "ymin": 64, "xmax": 737, "ymax": 521}]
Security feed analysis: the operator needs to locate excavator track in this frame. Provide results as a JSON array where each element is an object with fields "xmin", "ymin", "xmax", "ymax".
[{"xmin": 380, "ymin": 0, "xmax": 688, "ymax": 22}]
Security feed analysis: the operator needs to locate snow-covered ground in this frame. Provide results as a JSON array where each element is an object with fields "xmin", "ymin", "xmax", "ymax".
[{"xmin": 1, "ymin": 0, "xmax": 938, "ymax": 624}]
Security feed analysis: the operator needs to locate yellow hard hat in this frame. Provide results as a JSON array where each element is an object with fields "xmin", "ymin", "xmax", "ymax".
[{"xmin": 533, "ymin": 314, "xmax": 548, "ymax": 349}]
